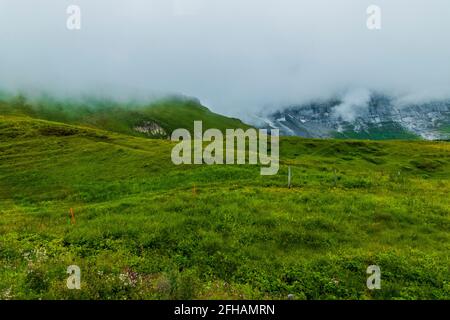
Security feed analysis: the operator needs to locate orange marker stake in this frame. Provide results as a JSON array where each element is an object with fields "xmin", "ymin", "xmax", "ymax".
[{"xmin": 70, "ymin": 208, "xmax": 76, "ymax": 225}]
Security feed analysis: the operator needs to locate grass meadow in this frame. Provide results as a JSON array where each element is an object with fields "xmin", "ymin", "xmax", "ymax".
[{"xmin": 0, "ymin": 114, "xmax": 449, "ymax": 299}]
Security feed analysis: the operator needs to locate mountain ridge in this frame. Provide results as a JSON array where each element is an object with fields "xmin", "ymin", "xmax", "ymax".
[
  {"xmin": 263, "ymin": 94, "xmax": 450, "ymax": 141},
  {"xmin": 0, "ymin": 94, "xmax": 252, "ymax": 139}
]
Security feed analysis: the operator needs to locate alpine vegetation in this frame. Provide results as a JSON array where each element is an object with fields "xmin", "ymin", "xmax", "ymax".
[{"xmin": 171, "ymin": 121, "xmax": 279, "ymax": 175}]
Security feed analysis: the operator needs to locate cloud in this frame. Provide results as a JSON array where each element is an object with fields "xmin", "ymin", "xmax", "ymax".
[
  {"xmin": 332, "ymin": 89, "xmax": 372, "ymax": 122},
  {"xmin": 1, "ymin": 0, "xmax": 450, "ymax": 119}
]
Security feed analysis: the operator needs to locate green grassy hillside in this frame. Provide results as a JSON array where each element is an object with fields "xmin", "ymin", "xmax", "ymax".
[
  {"xmin": 333, "ymin": 122, "xmax": 421, "ymax": 140},
  {"xmin": 0, "ymin": 114, "xmax": 449, "ymax": 300},
  {"xmin": 439, "ymin": 124, "xmax": 450, "ymax": 138},
  {"xmin": 0, "ymin": 95, "xmax": 251, "ymax": 139}
]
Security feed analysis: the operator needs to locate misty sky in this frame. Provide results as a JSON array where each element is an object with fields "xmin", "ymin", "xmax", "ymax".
[{"xmin": 1, "ymin": 0, "xmax": 450, "ymax": 119}]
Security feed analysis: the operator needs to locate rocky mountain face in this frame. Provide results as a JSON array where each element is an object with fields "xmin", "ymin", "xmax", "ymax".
[
  {"xmin": 134, "ymin": 121, "xmax": 167, "ymax": 137},
  {"xmin": 263, "ymin": 95, "xmax": 450, "ymax": 140}
]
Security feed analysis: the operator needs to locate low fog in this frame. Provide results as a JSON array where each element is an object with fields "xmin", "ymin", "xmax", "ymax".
[{"xmin": 1, "ymin": 0, "xmax": 450, "ymax": 120}]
